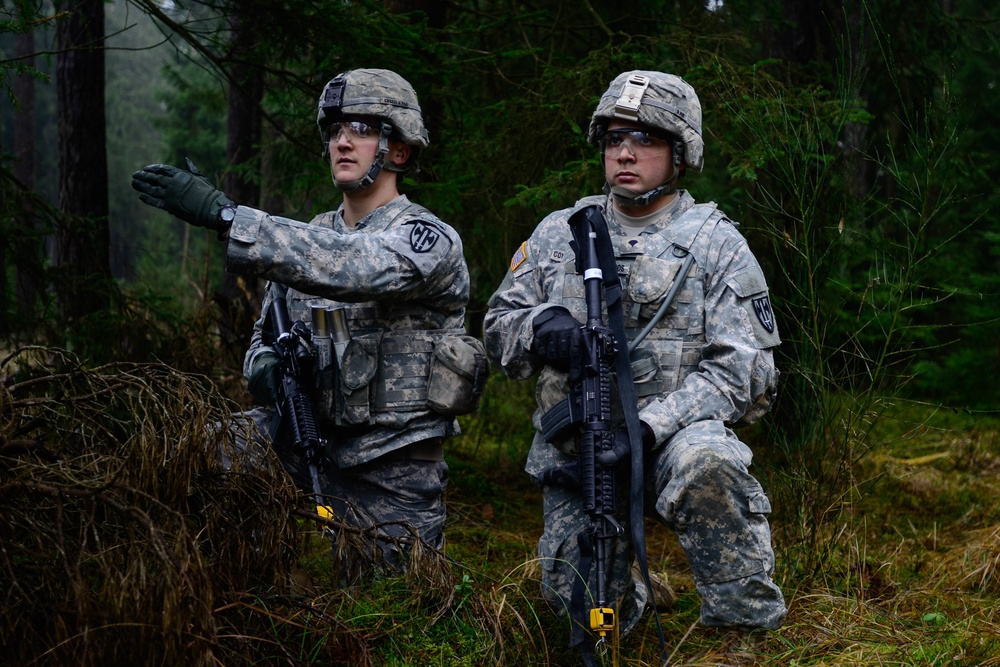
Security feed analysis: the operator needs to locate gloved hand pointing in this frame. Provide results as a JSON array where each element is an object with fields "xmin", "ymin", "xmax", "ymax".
[{"xmin": 132, "ymin": 158, "xmax": 234, "ymax": 231}]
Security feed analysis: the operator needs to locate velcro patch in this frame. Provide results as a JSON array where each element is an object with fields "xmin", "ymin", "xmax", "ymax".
[{"xmin": 510, "ymin": 242, "xmax": 528, "ymax": 271}]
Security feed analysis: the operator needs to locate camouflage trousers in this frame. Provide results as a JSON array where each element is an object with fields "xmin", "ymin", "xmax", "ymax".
[
  {"xmin": 229, "ymin": 408, "xmax": 449, "ymax": 576},
  {"xmin": 536, "ymin": 420, "xmax": 786, "ymax": 633}
]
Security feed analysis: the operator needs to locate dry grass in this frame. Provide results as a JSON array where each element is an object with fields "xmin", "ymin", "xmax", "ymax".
[{"xmin": 2, "ymin": 353, "xmax": 999, "ymax": 665}]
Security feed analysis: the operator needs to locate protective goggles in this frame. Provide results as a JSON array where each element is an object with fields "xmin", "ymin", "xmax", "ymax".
[
  {"xmin": 327, "ymin": 120, "xmax": 381, "ymax": 142},
  {"xmin": 598, "ymin": 128, "xmax": 671, "ymax": 157}
]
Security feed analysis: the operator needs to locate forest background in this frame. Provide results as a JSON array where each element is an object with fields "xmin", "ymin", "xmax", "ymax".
[{"xmin": 2, "ymin": 0, "xmax": 1000, "ymax": 665}]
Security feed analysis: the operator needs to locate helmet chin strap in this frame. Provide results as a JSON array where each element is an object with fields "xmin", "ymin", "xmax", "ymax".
[
  {"xmin": 332, "ymin": 121, "xmax": 393, "ymax": 192},
  {"xmin": 607, "ymin": 181, "xmax": 676, "ymax": 208}
]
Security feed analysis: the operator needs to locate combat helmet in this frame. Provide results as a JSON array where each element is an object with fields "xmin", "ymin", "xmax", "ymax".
[
  {"xmin": 317, "ymin": 68, "xmax": 429, "ymax": 191},
  {"xmin": 588, "ymin": 71, "xmax": 704, "ymax": 207}
]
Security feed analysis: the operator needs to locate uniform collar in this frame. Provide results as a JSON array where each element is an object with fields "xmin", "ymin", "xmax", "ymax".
[
  {"xmin": 604, "ymin": 190, "xmax": 693, "ymax": 235},
  {"xmin": 334, "ymin": 194, "xmax": 411, "ymax": 232}
]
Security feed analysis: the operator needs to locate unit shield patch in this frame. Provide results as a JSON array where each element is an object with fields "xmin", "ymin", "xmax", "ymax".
[
  {"xmin": 409, "ymin": 221, "xmax": 440, "ymax": 253},
  {"xmin": 752, "ymin": 295, "xmax": 775, "ymax": 334}
]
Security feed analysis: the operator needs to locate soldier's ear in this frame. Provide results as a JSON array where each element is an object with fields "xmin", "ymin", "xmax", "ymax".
[{"xmin": 391, "ymin": 143, "xmax": 411, "ymax": 166}]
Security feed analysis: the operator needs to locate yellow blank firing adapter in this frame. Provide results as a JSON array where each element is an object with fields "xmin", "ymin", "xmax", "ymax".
[{"xmin": 590, "ymin": 607, "xmax": 616, "ymax": 637}]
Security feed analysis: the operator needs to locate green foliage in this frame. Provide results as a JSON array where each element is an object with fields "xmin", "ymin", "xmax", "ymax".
[
  {"xmin": 4, "ymin": 0, "xmax": 1000, "ymax": 663},
  {"xmin": 0, "ymin": 3, "xmax": 54, "ymax": 108}
]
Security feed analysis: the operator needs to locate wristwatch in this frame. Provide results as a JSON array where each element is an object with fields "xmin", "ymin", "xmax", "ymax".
[
  {"xmin": 218, "ymin": 204, "xmax": 237, "ymax": 226},
  {"xmin": 217, "ymin": 204, "xmax": 237, "ymax": 239}
]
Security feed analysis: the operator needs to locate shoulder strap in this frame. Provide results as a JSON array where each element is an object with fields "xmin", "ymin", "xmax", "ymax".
[
  {"xmin": 628, "ymin": 204, "xmax": 718, "ymax": 354},
  {"xmin": 650, "ymin": 202, "xmax": 720, "ymax": 254}
]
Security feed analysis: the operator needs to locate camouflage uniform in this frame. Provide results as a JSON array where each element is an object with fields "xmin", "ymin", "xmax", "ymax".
[
  {"xmin": 225, "ymin": 70, "xmax": 477, "ymax": 568},
  {"xmin": 131, "ymin": 70, "xmax": 478, "ymax": 570},
  {"xmin": 226, "ymin": 195, "xmax": 469, "ymax": 564},
  {"xmin": 484, "ymin": 71, "xmax": 786, "ymax": 632}
]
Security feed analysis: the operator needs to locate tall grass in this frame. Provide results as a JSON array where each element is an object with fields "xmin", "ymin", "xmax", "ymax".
[{"xmin": 704, "ymin": 10, "xmax": 975, "ymax": 583}]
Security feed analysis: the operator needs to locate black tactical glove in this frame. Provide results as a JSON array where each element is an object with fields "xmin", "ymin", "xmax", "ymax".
[
  {"xmin": 131, "ymin": 158, "xmax": 234, "ymax": 231},
  {"xmin": 531, "ymin": 307, "xmax": 582, "ymax": 373},
  {"xmin": 247, "ymin": 352, "xmax": 281, "ymax": 406}
]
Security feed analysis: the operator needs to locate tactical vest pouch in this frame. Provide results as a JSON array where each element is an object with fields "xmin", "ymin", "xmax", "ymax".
[
  {"xmin": 628, "ymin": 345, "xmax": 665, "ymax": 398},
  {"xmin": 427, "ymin": 335, "xmax": 490, "ymax": 416},
  {"xmin": 626, "ymin": 254, "xmax": 685, "ymax": 321},
  {"xmin": 376, "ymin": 334, "xmax": 434, "ymax": 413},
  {"xmin": 337, "ymin": 331, "xmax": 382, "ymax": 425}
]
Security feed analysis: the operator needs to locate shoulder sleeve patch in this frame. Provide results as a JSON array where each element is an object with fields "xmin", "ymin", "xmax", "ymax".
[
  {"xmin": 750, "ymin": 294, "xmax": 777, "ymax": 336},
  {"xmin": 407, "ymin": 220, "xmax": 443, "ymax": 253},
  {"xmin": 726, "ymin": 267, "xmax": 780, "ymax": 347},
  {"xmin": 510, "ymin": 242, "xmax": 528, "ymax": 271}
]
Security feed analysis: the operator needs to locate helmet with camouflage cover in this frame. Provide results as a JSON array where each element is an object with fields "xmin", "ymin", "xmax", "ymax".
[
  {"xmin": 317, "ymin": 68, "xmax": 429, "ymax": 190},
  {"xmin": 588, "ymin": 71, "xmax": 704, "ymax": 207}
]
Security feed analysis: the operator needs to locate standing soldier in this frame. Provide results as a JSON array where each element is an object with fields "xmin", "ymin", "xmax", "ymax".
[
  {"xmin": 132, "ymin": 69, "xmax": 487, "ymax": 574},
  {"xmin": 484, "ymin": 70, "xmax": 786, "ymax": 651}
]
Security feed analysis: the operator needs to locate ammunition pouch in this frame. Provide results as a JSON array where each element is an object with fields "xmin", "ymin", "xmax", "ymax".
[
  {"xmin": 331, "ymin": 330, "xmax": 489, "ymax": 425},
  {"xmin": 338, "ymin": 331, "xmax": 382, "ymax": 425},
  {"xmin": 427, "ymin": 335, "xmax": 490, "ymax": 416}
]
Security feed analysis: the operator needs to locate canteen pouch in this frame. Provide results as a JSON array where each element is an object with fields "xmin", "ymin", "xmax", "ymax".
[{"xmin": 427, "ymin": 335, "xmax": 490, "ymax": 416}]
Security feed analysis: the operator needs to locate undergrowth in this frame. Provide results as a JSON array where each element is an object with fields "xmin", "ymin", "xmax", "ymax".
[
  {"xmin": 2, "ymin": 352, "xmax": 999, "ymax": 666},
  {"xmin": 286, "ymin": 378, "xmax": 1000, "ymax": 666}
]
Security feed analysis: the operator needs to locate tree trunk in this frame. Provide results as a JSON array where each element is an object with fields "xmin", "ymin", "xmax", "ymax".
[
  {"xmin": 55, "ymin": 0, "xmax": 111, "ymax": 323},
  {"xmin": 216, "ymin": 8, "xmax": 264, "ymax": 367},
  {"xmin": 13, "ymin": 15, "xmax": 41, "ymax": 322}
]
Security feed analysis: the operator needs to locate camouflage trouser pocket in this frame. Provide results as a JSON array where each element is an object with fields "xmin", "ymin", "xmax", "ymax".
[{"xmin": 745, "ymin": 486, "xmax": 776, "ymax": 576}]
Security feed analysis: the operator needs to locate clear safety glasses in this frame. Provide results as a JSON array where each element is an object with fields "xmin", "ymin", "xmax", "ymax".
[
  {"xmin": 328, "ymin": 120, "xmax": 380, "ymax": 142},
  {"xmin": 598, "ymin": 128, "xmax": 671, "ymax": 158}
]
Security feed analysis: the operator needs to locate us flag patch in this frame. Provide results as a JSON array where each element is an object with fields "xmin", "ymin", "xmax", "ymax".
[{"xmin": 510, "ymin": 242, "xmax": 528, "ymax": 271}]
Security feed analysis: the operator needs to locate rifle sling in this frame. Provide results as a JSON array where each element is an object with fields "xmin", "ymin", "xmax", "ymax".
[{"xmin": 591, "ymin": 208, "xmax": 669, "ymax": 664}]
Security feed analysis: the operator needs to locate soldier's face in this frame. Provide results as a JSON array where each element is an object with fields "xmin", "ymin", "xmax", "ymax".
[
  {"xmin": 603, "ymin": 120, "xmax": 675, "ymax": 195},
  {"xmin": 329, "ymin": 118, "xmax": 382, "ymax": 182},
  {"xmin": 328, "ymin": 117, "xmax": 410, "ymax": 184}
]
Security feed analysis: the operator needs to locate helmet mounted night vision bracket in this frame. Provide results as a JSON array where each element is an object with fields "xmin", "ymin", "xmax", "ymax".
[
  {"xmin": 613, "ymin": 74, "xmax": 651, "ymax": 121},
  {"xmin": 323, "ymin": 75, "xmax": 346, "ymax": 110}
]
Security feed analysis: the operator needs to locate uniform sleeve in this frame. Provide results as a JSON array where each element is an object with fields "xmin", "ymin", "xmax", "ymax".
[
  {"xmin": 225, "ymin": 206, "xmax": 455, "ymax": 302},
  {"xmin": 483, "ymin": 230, "xmax": 568, "ymax": 381},
  {"xmin": 639, "ymin": 229, "xmax": 780, "ymax": 443}
]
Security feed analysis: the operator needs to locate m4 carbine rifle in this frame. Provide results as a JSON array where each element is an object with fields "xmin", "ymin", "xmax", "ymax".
[
  {"xmin": 541, "ymin": 207, "xmax": 625, "ymax": 650},
  {"xmin": 541, "ymin": 205, "xmax": 670, "ymax": 665},
  {"xmin": 270, "ymin": 296, "xmax": 332, "ymax": 519}
]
